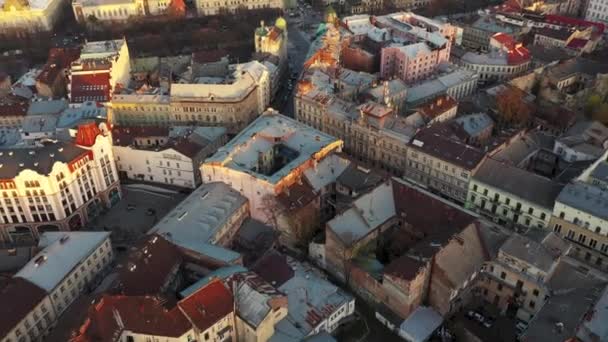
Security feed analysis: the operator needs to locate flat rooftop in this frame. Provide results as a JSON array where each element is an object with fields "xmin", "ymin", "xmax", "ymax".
[
  {"xmin": 15, "ymin": 232, "xmax": 110, "ymax": 292},
  {"xmin": 205, "ymin": 110, "xmax": 341, "ymax": 184}
]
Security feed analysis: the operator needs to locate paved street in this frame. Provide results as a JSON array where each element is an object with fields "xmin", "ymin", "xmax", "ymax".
[{"xmin": 275, "ymin": 5, "xmax": 320, "ymax": 117}]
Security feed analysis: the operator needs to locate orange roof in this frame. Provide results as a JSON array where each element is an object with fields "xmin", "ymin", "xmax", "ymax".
[
  {"xmin": 178, "ymin": 280, "xmax": 234, "ymax": 332},
  {"xmin": 75, "ymin": 122, "xmax": 101, "ymax": 147}
]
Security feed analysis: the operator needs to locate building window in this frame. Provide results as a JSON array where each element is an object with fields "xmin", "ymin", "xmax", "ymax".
[
  {"xmin": 529, "ymin": 300, "xmax": 535, "ymax": 309},
  {"xmin": 554, "ymin": 224, "xmax": 562, "ymax": 233},
  {"xmin": 533, "ymin": 289, "xmax": 539, "ymax": 296},
  {"xmin": 578, "ymin": 234, "xmax": 587, "ymax": 244},
  {"xmin": 497, "ymin": 283, "xmax": 503, "ymax": 291},
  {"xmin": 500, "ymin": 272, "xmax": 506, "ymax": 280}
]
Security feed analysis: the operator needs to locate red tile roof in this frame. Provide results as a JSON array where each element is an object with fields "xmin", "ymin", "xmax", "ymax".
[
  {"xmin": 0, "ymin": 99, "xmax": 28, "ymax": 117},
  {"xmin": 70, "ymin": 72, "xmax": 111, "ymax": 103},
  {"xmin": 566, "ymin": 38, "xmax": 587, "ymax": 49},
  {"xmin": 492, "ymin": 32, "xmax": 517, "ymax": 50},
  {"xmin": 178, "ymin": 280, "xmax": 234, "ymax": 332},
  {"xmin": 417, "ymin": 95, "xmax": 457, "ymax": 120},
  {"xmin": 545, "ymin": 14, "xmax": 605, "ymax": 34},
  {"xmin": 0, "ymin": 277, "xmax": 48, "ymax": 338},
  {"xmin": 507, "ymin": 45, "xmax": 531, "ymax": 65},
  {"xmin": 75, "ymin": 122, "xmax": 102, "ymax": 147},
  {"xmin": 71, "ymin": 294, "xmax": 192, "ymax": 341}
]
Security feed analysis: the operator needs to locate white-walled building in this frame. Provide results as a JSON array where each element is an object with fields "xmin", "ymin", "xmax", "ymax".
[
  {"xmin": 253, "ymin": 252, "xmax": 355, "ymax": 341},
  {"xmin": 0, "ymin": 122, "xmax": 121, "ymax": 243},
  {"xmin": 201, "ymin": 109, "xmax": 343, "ymax": 226},
  {"xmin": 0, "ymin": 0, "xmax": 67, "ymax": 34},
  {"xmin": 195, "ymin": 0, "xmax": 283, "ymax": 16},
  {"xmin": 15, "ymin": 231, "xmax": 113, "ymax": 317},
  {"xmin": 0, "ymin": 277, "xmax": 55, "ymax": 342},
  {"xmin": 112, "ymin": 126, "xmax": 227, "ymax": 188},
  {"xmin": 467, "ymin": 157, "xmax": 564, "ymax": 229},
  {"xmin": 170, "ymin": 64, "xmax": 266, "ymax": 135},
  {"xmin": 72, "ymin": 0, "xmax": 174, "ymax": 24},
  {"xmin": 585, "ymin": 0, "xmax": 608, "ymax": 25},
  {"xmin": 1, "ymin": 231, "xmax": 113, "ymax": 342},
  {"xmin": 68, "ymin": 39, "xmax": 131, "ymax": 104}
]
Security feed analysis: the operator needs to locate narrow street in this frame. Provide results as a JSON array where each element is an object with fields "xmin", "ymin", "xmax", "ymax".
[{"xmin": 274, "ymin": 5, "xmax": 319, "ymax": 117}]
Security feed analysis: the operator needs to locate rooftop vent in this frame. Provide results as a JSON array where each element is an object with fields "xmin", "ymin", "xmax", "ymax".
[{"xmin": 34, "ymin": 255, "xmax": 47, "ymax": 267}]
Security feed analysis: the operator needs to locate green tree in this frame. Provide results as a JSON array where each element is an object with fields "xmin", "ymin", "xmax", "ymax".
[
  {"xmin": 585, "ymin": 94, "xmax": 603, "ymax": 117},
  {"xmin": 592, "ymin": 103, "xmax": 608, "ymax": 124}
]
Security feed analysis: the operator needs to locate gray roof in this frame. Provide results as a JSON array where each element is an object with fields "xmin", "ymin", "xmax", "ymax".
[
  {"xmin": 473, "ymin": 158, "xmax": 564, "ymax": 209},
  {"xmin": 492, "ymin": 131, "xmax": 555, "ymax": 166},
  {"xmin": 499, "ymin": 234, "xmax": 563, "ymax": 273},
  {"xmin": 15, "ymin": 232, "xmax": 110, "ymax": 292},
  {"xmin": 399, "ymin": 306, "xmax": 443, "ymax": 342},
  {"xmin": 576, "ymin": 287, "xmax": 608, "ymax": 342},
  {"xmin": 0, "ymin": 142, "xmax": 89, "ymax": 179},
  {"xmin": 149, "ymin": 182, "xmax": 248, "ymax": 245},
  {"xmin": 26, "ymin": 99, "xmax": 68, "ymax": 116},
  {"xmin": 336, "ymin": 163, "xmax": 384, "ymax": 193},
  {"xmin": 556, "ymin": 182, "xmax": 608, "ymax": 221},
  {"xmin": 591, "ymin": 161, "xmax": 608, "ymax": 183},
  {"xmin": 523, "ymin": 262, "xmax": 606, "ymax": 342}
]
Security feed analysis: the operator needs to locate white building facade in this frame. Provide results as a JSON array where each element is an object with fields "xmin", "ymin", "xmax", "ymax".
[{"xmin": 0, "ymin": 123, "xmax": 121, "ymax": 243}]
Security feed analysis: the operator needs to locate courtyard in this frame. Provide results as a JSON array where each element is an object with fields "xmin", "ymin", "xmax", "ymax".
[{"xmin": 88, "ymin": 184, "xmax": 187, "ymax": 247}]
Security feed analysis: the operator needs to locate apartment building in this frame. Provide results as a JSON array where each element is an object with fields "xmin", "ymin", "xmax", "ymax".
[
  {"xmin": 375, "ymin": 13, "xmax": 454, "ymax": 83},
  {"xmin": 110, "ymin": 93, "xmax": 171, "ymax": 126},
  {"xmin": 253, "ymin": 252, "xmax": 355, "ymax": 339},
  {"xmin": 458, "ymin": 33, "xmax": 531, "ymax": 84},
  {"xmin": 585, "ymin": 0, "xmax": 608, "ymax": 24},
  {"xmin": 65, "ymin": 279, "xmax": 236, "ymax": 342},
  {"xmin": 68, "ymin": 39, "xmax": 131, "ymax": 104},
  {"xmin": 0, "ymin": 231, "xmax": 113, "ymax": 342},
  {"xmin": 550, "ymin": 180, "xmax": 608, "ymax": 271},
  {"xmin": 0, "ymin": 123, "xmax": 121, "ymax": 243},
  {"xmin": 16, "ymin": 232, "xmax": 113, "ymax": 316},
  {"xmin": 201, "ymin": 110, "xmax": 342, "ymax": 235},
  {"xmin": 405, "ymin": 125, "xmax": 486, "ymax": 204},
  {"xmin": 0, "ymin": 0, "xmax": 66, "ymax": 34},
  {"xmin": 72, "ymin": 0, "xmax": 180, "ymax": 23},
  {"xmin": 467, "ymin": 158, "xmax": 563, "ymax": 229},
  {"xmin": 0, "ymin": 278, "xmax": 55, "ymax": 342},
  {"xmin": 170, "ymin": 63, "xmax": 270, "ymax": 135},
  {"xmin": 112, "ymin": 126, "xmax": 227, "ymax": 188},
  {"xmin": 476, "ymin": 233, "xmax": 570, "ymax": 322},
  {"xmin": 195, "ymin": 0, "xmax": 283, "ymax": 16}
]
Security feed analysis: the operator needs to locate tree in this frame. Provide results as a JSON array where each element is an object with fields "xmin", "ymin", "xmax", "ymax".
[
  {"xmin": 495, "ymin": 87, "xmax": 532, "ymax": 127},
  {"xmin": 585, "ymin": 94, "xmax": 603, "ymax": 117},
  {"xmin": 286, "ymin": 204, "xmax": 320, "ymax": 248},
  {"xmin": 592, "ymin": 103, "xmax": 608, "ymax": 125},
  {"xmin": 260, "ymin": 194, "xmax": 282, "ymax": 232}
]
